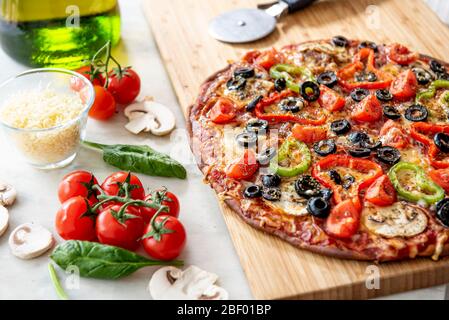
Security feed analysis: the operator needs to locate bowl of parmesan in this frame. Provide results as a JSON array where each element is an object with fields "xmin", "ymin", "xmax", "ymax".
[{"xmin": 0, "ymin": 68, "xmax": 95, "ymax": 169}]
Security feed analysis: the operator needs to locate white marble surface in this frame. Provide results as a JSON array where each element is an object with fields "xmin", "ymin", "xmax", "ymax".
[{"xmin": 0, "ymin": 0, "xmax": 445, "ymax": 300}]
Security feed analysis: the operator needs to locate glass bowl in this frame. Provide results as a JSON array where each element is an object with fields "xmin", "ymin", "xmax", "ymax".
[{"xmin": 0, "ymin": 68, "xmax": 95, "ymax": 169}]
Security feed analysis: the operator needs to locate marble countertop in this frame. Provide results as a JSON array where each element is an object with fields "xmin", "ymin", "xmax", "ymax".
[{"xmin": 0, "ymin": 0, "xmax": 446, "ymax": 300}]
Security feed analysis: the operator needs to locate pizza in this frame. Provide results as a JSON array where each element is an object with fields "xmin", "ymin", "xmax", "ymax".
[{"xmin": 188, "ymin": 36, "xmax": 449, "ymax": 262}]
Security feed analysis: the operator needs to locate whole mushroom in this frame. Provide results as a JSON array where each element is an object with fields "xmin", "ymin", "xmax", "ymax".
[
  {"xmin": 148, "ymin": 266, "xmax": 229, "ymax": 300},
  {"xmin": 9, "ymin": 223, "xmax": 54, "ymax": 259}
]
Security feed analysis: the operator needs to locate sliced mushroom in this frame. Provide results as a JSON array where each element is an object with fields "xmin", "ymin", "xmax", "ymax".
[
  {"xmin": 9, "ymin": 223, "xmax": 54, "ymax": 259},
  {"xmin": 148, "ymin": 266, "xmax": 229, "ymax": 300},
  {"xmin": 124, "ymin": 99, "xmax": 176, "ymax": 136},
  {"xmin": 0, "ymin": 181, "xmax": 16, "ymax": 206},
  {"xmin": 0, "ymin": 206, "xmax": 9, "ymax": 237}
]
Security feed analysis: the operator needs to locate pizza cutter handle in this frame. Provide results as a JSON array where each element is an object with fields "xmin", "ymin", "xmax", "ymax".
[{"xmin": 282, "ymin": 0, "xmax": 317, "ymax": 13}]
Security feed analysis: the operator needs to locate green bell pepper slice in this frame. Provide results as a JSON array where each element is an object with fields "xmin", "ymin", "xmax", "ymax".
[
  {"xmin": 270, "ymin": 64, "xmax": 315, "ymax": 93},
  {"xmin": 388, "ymin": 162, "xmax": 444, "ymax": 205},
  {"xmin": 416, "ymin": 79, "xmax": 449, "ymax": 102},
  {"xmin": 270, "ymin": 138, "xmax": 311, "ymax": 177}
]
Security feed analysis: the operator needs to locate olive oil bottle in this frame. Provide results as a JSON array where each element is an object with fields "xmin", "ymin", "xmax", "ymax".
[{"xmin": 0, "ymin": 0, "xmax": 120, "ymax": 68}]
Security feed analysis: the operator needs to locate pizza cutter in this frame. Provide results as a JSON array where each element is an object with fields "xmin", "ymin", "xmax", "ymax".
[{"xmin": 208, "ymin": 0, "xmax": 317, "ymax": 44}]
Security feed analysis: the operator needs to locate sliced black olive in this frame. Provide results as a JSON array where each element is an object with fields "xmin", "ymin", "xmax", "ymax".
[
  {"xmin": 274, "ymin": 78, "xmax": 286, "ymax": 91},
  {"xmin": 244, "ymin": 185, "xmax": 262, "ymax": 199},
  {"xmin": 376, "ymin": 146, "xmax": 401, "ymax": 165},
  {"xmin": 328, "ymin": 169, "xmax": 342, "ymax": 185},
  {"xmin": 437, "ymin": 72, "xmax": 449, "ymax": 81},
  {"xmin": 295, "ymin": 175, "xmax": 322, "ymax": 199},
  {"xmin": 360, "ymin": 137, "xmax": 382, "ymax": 150},
  {"xmin": 348, "ymin": 147, "xmax": 371, "ymax": 158},
  {"xmin": 236, "ymin": 131, "xmax": 258, "ymax": 148},
  {"xmin": 330, "ymin": 119, "xmax": 351, "ymax": 135},
  {"xmin": 436, "ymin": 198, "xmax": 449, "ymax": 213},
  {"xmin": 307, "ymin": 197, "xmax": 331, "ymax": 218},
  {"xmin": 300, "ymin": 81, "xmax": 320, "ymax": 102},
  {"xmin": 355, "ymin": 72, "xmax": 377, "ymax": 82},
  {"xmin": 262, "ymin": 187, "xmax": 281, "ymax": 201},
  {"xmin": 257, "ymin": 147, "xmax": 276, "ymax": 165},
  {"xmin": 405, "ymin": 104, "xmax": 428, "ymax": 122},
  {"xmin": 261, "ymin": 174, "xmax": 281, "ymax": 188},
  {"xmin": 359, "ymin": 41, "xmax": 378, "ymax": 52},
  {"xmin": 376, "ymin": 89, "xmax": 393, "ymax": 102},
  {"xmin": 317, "ymin": 71, "xmax": 337, "ymax": 88},
  {"xmin": 226, "ymin": 76, "xmax": 246, "ymax": 91},
  {"xmin": 430, "ymin": 59, "xmax": 446, "ymax": 74},
  {"xmin": 342, "ymin": 175, "xmax": 355, "ymax": 190},
  {"xmin": 348, "ymin": 131, "xmax": 369, "ymax": 145},
  {"xmin": 383, "ymin": 105, "xmax": 401, "ymax": 120},
  {"xmin": 279, "ymin": 96, "xmax": 305, "ymax": 113},
  {"xmin": 436, "ymin": 200, "xmax": 449, "ymax": 227},
  {"xmin": 350, "ymin": 88, "xmax": 369, "ymax": 102},
  {"xmin": 412, "ymin": 67, "xmax": 433, "ymax": 85},
  {"xmin": 314, "ymin": 139, "xmax": 337, "ymax": 157},
  {"xmin": 245, "ymin": 95, "xmax": 262, "ymax": 112},
  {"xmin": 331, "ymin": 35, "xmax": 348, "ymax": 47},
  {"xmin": 434, "ymin": 132, "xmax": 449, "ymax": 153},
  {"xmin": 234, "ymin": 67, "xmax": 255, "ymax": 79},
  {"xmin": 246, "ymin": 119, "xmax": 268, "ymax": 135},
  {"xmin": 318, "ymin": 188, "xmax": 333, "ymax": 201}
]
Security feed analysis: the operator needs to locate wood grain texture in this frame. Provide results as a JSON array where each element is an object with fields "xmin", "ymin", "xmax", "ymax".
[{"xmin": 144, "ymin": 0, "xmax": 449, "ymax": 299}]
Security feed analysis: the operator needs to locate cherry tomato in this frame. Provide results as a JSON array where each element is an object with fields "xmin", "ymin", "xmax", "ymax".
[
  {"xmin": 390, "ymin": 69, "xmax": 418, "ymax": 101},
  {"xmin": 318, "ymin": 85, "xmax": 346, "ymax": 112},
  {"xmin": 387, "ymin": 43, "xmax": 419, "ymax": 66},
  {"xmin": 351, "ymin": 94, "xmax": 382, "ymax": 123},
  {"xmin": 58, "ymin": 170, "xmax": 99, "ymax": 204},
  {"xmin": 142, "ymin": 215, "xmax": 186, "ymax": 260},
  {"xmin": 365, "ymin": 175, "xmax": 396, "ymax": 207},
  {"xmin": 325, "ymin": 198, "xmax": 360, "ymax": 239},
  {"xmin": 96, "ymin": 204, "xmax": 145, "ymax": 251},
  {"xmin": 292, "ymin": 124, "xmax": 327, "ymax": 144},
  {"xmin": 101, "ymin": 172, "xmax": 145, "ymax": 200},
  {"xmin": 226, "ymin": 149, "xmax": 259, "ymax": 180},
  {"xmin": 88, "ymin": 85, "xmax": 116, "ymax": 120},
  {"xmin": 429, "ymin": 168, "xmax": 449, "ymax": 193},
  {"xmin": 140, "ymin": 189, "xmax": 180, "ymax": 224},
  {"xmin": 379, "ymin": 119, "xmax": 410, "ymax": 149},
  {"xmin": 208, "ymin": 98, "xmax": 236, "ymax": 124},
  {"xmin": 70, "ymin": 65, "xmax": 105, "ymax": 92},
  {"xmin": 55, "ymin": 196, "xmax": 96, "ymax": 241},
  {"xmin": 107, "ymin": 68, "xmax": 141, "ymax": 105}
]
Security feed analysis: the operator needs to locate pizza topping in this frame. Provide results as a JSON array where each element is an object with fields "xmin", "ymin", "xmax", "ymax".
[
  {"xmin": 269, "ymin": 64, "xmax": 314, "ymax": 93},
  {"xmin": 362, "ymin": 202, "xmax": 428, "ymax": 238},
  {"xmin": 307, "ymin": 197, "xmax": 331, "ymax": 218},
  {"xmin": 236, "ymin": 131, "xmax": 258, "ymax": 148},
  {"xmin": 292, "ymin": 124, "xmax": 327, "ymax": 144},
  {"xmin": 388, "ymin": 161, "xmax": 444, "ymax": 205},
  {"xmin": 434, "ymin": 132, "xmax": 449, "ymax": 153},
  {"xmin": 376, "ymin": 89, "xmax": 393, "ymax": 102},
  {"xmin": 348, "ymin": 147, "xmax": 371, "ymax": 158},
  {"xmin": 331, "ymin": 35, "xmax": 349, "ymax": 48},
  {"xmin": 350, "ymin": 88, "xmax": 369, "ymax": 102},
  {"xmin": 379, "ymin": 120, "xmax": 409, "ymax": 149},
  {"xmin": 404, "ymin": 104, "xmax": 428, "ymax": 122},
  {"xmin": 387, "ymin": 43, "xmax": 419, "ymax": 66},
  {"xmin": 262, "ymin": 174, "xmax": 282, "ymax": 188},
  {"xmin": 294, "ymin": 175, "xmax": 322, "ymax": 199},
  {"xmin": 226, "ymin": 76, "xmax": 247, "ymax": 91},
  {"xmin": 313, "ymin": 139, "xmax": 337, "ymax": 157},
  {"xmin": 365, "ymin": 174, "xmax": 397, "ymax": 207},
  {"xmin": 226, "ymin": 149, "xmax": 259, "ymax": 180},
  {"xmin": 359, "ymin": 41, "xmax": 378, "ymax": 52},
  {"xmin": 274, "ymin": 78, "xmax": 287, "ymax": 91},
  {"xmin": 429, "ymin": 168, "xmax": 449, "ymax": 193},
  {"xmin": 330, "ymin": 119, "xmax": 351, "ymax": 135},
  {"xmin": 244, "ymin": 185, "xmax": 262, "ymax": 199},
  {"xmin": 234, "ymin": 67, "xmax": 255, "ymax": 79},
  {"xmin": 360, "ymin": 136, "xmax": 382, "ymax": 150},
  {"xmin": 317, "ymin": 85, "xmax": 346, "ymax": 112},
  {"xmin": 416, "ymin": 79, "xmax": 449, "ymax": 102},
  {"xmin": 412, "ymin": 67, "xmax": 433, "ymax": 85},
  {"xmin": 348, "ymin": 131, "xmax": 369, "ymax": 145},
  {"xmin": 325, "ymin": 198, "xmax": 361, "ymax": 239},
  {"xmin": 430, "ymin": 59, "xmax": 446, "ymax": 74},
  {"xmin": 279, "ymin": 97, "xmax": 305, "ymax": 113},
  {"xmin": 300, "ymin": 81, "xmax": 321, "ymax": 102},
  {"xmin": 209, "ymin": 98, "xmax": 236, "ymax": 124},
  {"xmin": 383, "ymin": 105, "xmax": 401, "ymax": 120},
  {"xmin": 245, "ymin": 119, "xmax": 269, "ymax": 135},
  {"xmin": 262, "ymin": 187, "xmax": 282, "ymax": 201},
  {"xmin": 270, "ymin": 138, "xmax": 311, "ymax": 177},
  {"xmin": 436, "ymin": 198, "xmax": 449, "ymax": 227},
  {"xmin": 317, "ymin": 71, "xmax": 338, "ymax": 88},
  {"xmin": 257, "ymin": 147, "xmax": 277, "ymax": 165},
  {"xmin": 245, "ymin": 95, "xmax": 263, "ymax": 112},
  {"xmin": 390, "ymin": 69, "xmax": 418, "ymax": 101},
  {"xmin": 351, "ymin": 94, "xmax": 383, "ymax": 123},
  {"xmin": 376, "ymin": 146, "xmax": 401, "ymax": 165}
]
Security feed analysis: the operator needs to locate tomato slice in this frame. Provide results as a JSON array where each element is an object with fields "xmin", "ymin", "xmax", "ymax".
[
  {"xmin": 387, "ymin": 43, "xmax": 419, "ymax": 66},
  {"xmin": 365, "ymin": 175, "xmax": 397, "ymax": 207},
  {"xmin": 390, "ymin": 69, "xmax": 418, "ymax": 101},
  {"xmin": 318, "ymin": 85, "xmax": 346, "ymax": 112},
  {"xmin": 209, "ymin": 98, "xmax": 236, "ymax": 124},
  {"xmin": 325, "ymin": 199, "xmax": 360, "ymax": 239},
  {"xmin": 379, "ymin": 119, "xmax": 410, "ymax": 149},
  {"xmin": 351, "ymin": 94, "xmax": 382, "ymax": 123},
  {"xmin": 429, "ymin": 168, "xmax": 449, "ymax": 193},
  {"xmin": 292, "ymin": 124, "xmax": 327, "ymax": 144},
  {"xmin": 256, "ymin": 48, "xmax": 281, "ymax": 70},
  {"xmin": 226, "ymin": 150, "xmax": 259, "ymax": 180}
]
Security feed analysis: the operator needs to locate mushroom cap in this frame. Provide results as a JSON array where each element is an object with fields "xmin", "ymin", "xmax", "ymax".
[
  {"xmin": 8, "ymin": 223, "xmax": 54, "ymax": 260},
  {"xmin": 0, "ymin": 182, "xmax": 17, "ymax": 207},
  {"xmin": 0, "ymin": 206, "xmax": 9, "ymax": 237}
]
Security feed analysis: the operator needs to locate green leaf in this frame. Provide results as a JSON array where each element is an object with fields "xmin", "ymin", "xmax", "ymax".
[
  {"xmin": 50, "ymin": 241, "xmax": 182, "ymax": 280},
  {"xmin": 82, "ymin": 141, "xmax": 187, "ymax": 179}
]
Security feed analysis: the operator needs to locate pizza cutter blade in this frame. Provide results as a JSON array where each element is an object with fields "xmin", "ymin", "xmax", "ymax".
[{"xmin": 208, "ymin": 0, "xmax": 317, "ymax": 44}]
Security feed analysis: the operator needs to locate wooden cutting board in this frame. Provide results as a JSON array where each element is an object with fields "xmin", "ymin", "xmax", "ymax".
[{"xmin": 144, "ymin": 0, "xmax": 449, "ymax": 299}]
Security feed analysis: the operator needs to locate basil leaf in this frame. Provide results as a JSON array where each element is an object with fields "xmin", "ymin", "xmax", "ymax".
[
  {"xmin": 50, "ymin": 241, "xmax": 182, "ymax": 280},
  {"xmin": 82, "ymin": 141, "xmax": 187, "ymax": 179}
]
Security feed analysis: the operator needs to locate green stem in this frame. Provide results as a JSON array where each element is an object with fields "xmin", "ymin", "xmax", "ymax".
[
  {"xmin": 48, "ymin": 263, "xmax": 69, "ymax": 300},
  {"xmin": 81, "ymin": 140, "xmax": 107, "ymax": 151}
]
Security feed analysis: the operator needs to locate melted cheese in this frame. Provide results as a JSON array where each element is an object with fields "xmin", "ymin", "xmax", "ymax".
[{"xmin": 264, "ymin": 181, "xmax": 308, "ymax": 216}]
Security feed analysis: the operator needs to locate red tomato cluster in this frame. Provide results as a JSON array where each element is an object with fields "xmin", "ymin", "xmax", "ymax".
[{"xmin": 55, "ymin": 170, "xmax": 186, "ymax": 261}]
